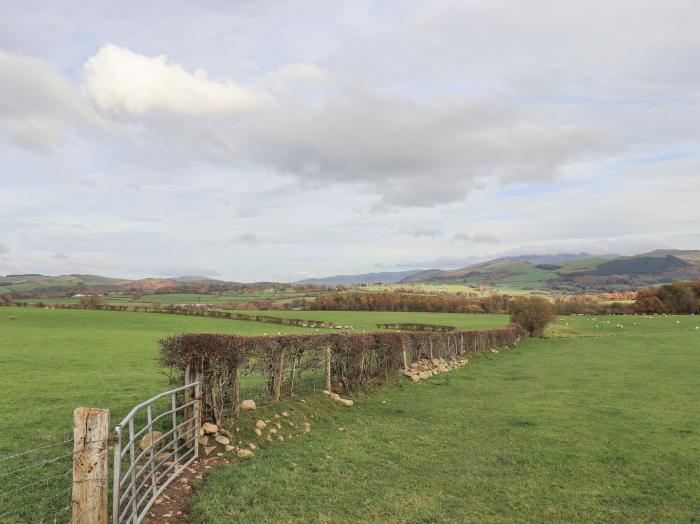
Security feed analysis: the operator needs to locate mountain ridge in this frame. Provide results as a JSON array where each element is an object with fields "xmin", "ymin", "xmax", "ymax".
[{"xmin": 2, "ymin": 249, "xmax": 700, "ymax": 295}]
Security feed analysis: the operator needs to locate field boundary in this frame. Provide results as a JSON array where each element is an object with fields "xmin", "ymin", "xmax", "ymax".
[
  {"xmin": 160, "ymin": 325, "xmax": 524, "ymax": 426},
  {"xmin": 1, "ymin": 302, "xmax": 351, "ymax": 329}
]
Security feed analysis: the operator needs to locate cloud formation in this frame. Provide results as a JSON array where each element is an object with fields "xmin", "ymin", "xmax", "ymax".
[
  {"xmin": 0, "ymin": 52, "xmax": 99, "ymax": 151},
  {"xmin": 83, "ymin": 44, "xmax": 267, "ymax": 115},
  {"xmin": 2, "ymin": 44, "xmax": 609, "ymax": 208},
  {"xmin": 0, "ymin": 1, "xmax": 699, "ymax": 280}
]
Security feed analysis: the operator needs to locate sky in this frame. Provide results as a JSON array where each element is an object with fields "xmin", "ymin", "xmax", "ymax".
[{"xmin": 1, "ymin": 0, "xmax": 699, "ymax": 281}]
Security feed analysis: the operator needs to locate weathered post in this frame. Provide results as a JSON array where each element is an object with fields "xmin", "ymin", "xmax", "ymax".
[
  {"xmin": 72, "ymin": 407, "xmax": 109, "ymax": 524},
  {"xmin": 232, "ymin": 366, "xmax": 241, "ymax": 417},
  {"xmin": 184, "ymin": 359, "xmax": 201, "ymax": 447},
  {"xmin": 325, "ymin": 346, "xmax": 332, "ymax": 392},
  {"xmin": 273, "ymin": 348, "xmax": 286, "ymax": 403}
]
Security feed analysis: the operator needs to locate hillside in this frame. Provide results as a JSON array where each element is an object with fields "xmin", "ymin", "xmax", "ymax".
[
  {"xmin": 0, "ymin": 274, "xmax": 233, "ymax": 296},
  {"xmin": 294, "ymin": 269, "xmax": 424, "ymax": 285},
  {"xmin": 404, "ymin": 250, "xmax": 700, "ymax": 293},
  {"xmin": 3, "ymin": 249, "xmax": 700, "ymax": 296}
]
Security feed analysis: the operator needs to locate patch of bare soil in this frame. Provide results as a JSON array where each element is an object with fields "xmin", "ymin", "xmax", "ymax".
[{"xmin": 146, "ymin": 456, "xmax": 229, "ymax": 524}]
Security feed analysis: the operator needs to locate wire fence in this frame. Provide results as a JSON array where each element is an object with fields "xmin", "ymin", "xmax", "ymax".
[{"xmin": 0, "ymin": 438, "xmax": 75, "ymax": 523}]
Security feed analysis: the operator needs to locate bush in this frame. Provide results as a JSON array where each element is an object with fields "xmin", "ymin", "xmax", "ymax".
[
  {"xmin": 79, "ymin": 295, "xmax": 103, "ymax": 308},
  {"xmin": 509, "ymin": 296, "xmax": 555, "ymax": 336}
]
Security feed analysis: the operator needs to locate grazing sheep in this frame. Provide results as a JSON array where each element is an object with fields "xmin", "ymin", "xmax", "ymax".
[{"xmin": 8, "ymin": 315, "xmax": 17, "ymax": 320}]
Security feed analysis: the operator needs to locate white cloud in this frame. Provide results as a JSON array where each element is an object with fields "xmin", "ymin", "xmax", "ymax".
[
  {"xmin": 83, "ymin": 46, "xmax": 608, "ymax": 206},
  {"xmin": 0, "ymin": 243, "xmax": 10, "ymax": 255},
  {"xmin": 0, "ymin": 52, "xmax": 99, "ymax": 151},
  {"xmin": 83, "ymin": 44, "xmax": 268, "ymax": 115}
]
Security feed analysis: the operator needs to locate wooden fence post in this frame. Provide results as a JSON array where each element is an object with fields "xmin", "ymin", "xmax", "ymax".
[
  {"xmin": 184, "ymin": 359, "xmax": 201, "ymax": 446},
  {"xmin": 72, "ymin": 407, "xmax": 109, "ymax": 524},
  {"xmin": 273, "ymin": 348, "xmax": 286, "ymax": 403},
  {"xmin": 232, "ymin": 366, "xmax": 241, "ymax": 417},
  {"xmin": 325, "ymin": 346, "xmax": 332, "ymax": 392}
]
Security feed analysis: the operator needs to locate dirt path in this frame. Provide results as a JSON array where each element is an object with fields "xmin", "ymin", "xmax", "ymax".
[{"xmin": 146, "ymin": 456, "xmax": 229, "ymax": 523}]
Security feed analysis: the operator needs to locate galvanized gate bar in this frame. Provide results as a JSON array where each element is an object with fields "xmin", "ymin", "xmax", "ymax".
[{"xmin": 112, "ymin": 382, "xmax": 200, "ymax": 524}]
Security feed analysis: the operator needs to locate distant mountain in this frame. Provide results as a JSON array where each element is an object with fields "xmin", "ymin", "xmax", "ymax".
[
  {"xmin": 401, "ymin": 269, "xmax": 450, "ymax": 282},
  {"xmin": 295, "ymin": 270, "xmax": 425, "ymax": 285},
  {"xmin": 174, "ymin": 276, "xmax": 227, "ymax": 284},
  {"xmin": 2, "ymin": 249, "xmax": 699, "ymax": 296},
  {"xmin": 506, "ymin": 253, "xmax": 616, "ymax": 264},
  {"xmin": 398, "ymin": 249, "xmax": 700, "ymax": 293},
  {"xmin": 0, "ymin": 273, "xmax": 228, "ymax": 296}
]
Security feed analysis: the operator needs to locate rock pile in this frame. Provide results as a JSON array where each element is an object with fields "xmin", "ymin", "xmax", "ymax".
[
  {"xmin": 322, "ymin": 390, "xmax": 354, "ymax": 407},
  {"xmin": 199, "ymin": 422, "xmax": 238, "ymax": 456},
  {"xmin": 400, "ymin": 357, "xmax": 468, "ymax": 383}
]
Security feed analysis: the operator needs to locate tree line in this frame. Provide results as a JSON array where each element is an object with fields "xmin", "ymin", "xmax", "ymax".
[
  {"xmin": 633, "ymin": 280, "xmax": 700, "ymax": 314},
  {"xmin": 310, "ymin": 291, "xmax": 510, "ymax": 313}
]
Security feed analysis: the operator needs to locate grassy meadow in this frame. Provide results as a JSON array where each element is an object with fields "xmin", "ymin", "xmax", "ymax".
[
  {"xmin": 236, "ymin": 309, "xmax": 509, "ymax": 331},
  {"xmin": 190, "ymin": 314, "xmax": 700, "ymax": 523},
  {"xmin": 1, "ymin": 308, "xmax": 698, "ymax": 521},
  {"xmin": 0, "ymin": 307, "xmax": 506, "ymax": 449}
]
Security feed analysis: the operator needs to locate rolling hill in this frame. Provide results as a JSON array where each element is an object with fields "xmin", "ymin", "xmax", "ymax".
[
  {"xmin": 3, "ymin": 250, "xmax": 700, "ymax": 296},
  {"xmin": 294, "ymin": 270, "xmax": 424, "ymax": 285},
  {"xmin": 401, "ymin": 250, "xmax": 700, "ymax": 293}
]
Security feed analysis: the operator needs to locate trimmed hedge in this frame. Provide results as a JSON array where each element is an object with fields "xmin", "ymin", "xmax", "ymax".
[
  {"xmin": 2, "ymin": 302, "xmax": 347, "ymax": 328},
  {"xmin": 376, "ymin": 323, "xmax": 455, "ymax": 332},
  {"xmin": 160, "ymin": 324, "xmax": 525, "ymax": 425}
]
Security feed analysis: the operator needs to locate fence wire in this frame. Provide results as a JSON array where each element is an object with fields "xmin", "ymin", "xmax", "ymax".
[{"xmin": 0, "ymin": 437, "xmax": 75, "ymax": 523}]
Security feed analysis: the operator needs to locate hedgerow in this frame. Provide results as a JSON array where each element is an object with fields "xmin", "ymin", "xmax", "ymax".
[
  {"xmin": 375, "ymin": 323, "xmax": 455, "ymax": 332},
  {"xmin": 159, "ymin": 325, "xmax": 525, "ymax": 425}
]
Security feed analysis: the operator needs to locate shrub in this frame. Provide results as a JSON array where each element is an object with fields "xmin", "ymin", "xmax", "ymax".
[
  {"xmin": 79, "ymin": 295, "xmax": 103, "ymax": 308},
  {"xmin": 509, "ymin": 296, "xmax": 555, "ymax": 336}
]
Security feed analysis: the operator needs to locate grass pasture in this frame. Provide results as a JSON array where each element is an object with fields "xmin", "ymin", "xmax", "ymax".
[
  {"xmin": 1, "ymin": 309, "xmax": 698, "ymax": 522},
  {"xmin": 0, "ymin": 308, "xmax": 506, "ymax": 450},
  {"xmin": 236, "ymin": 309, "xmax": 509, "ymax": 331},
  {"xmin": 0, "ymin": 307, "xmax": 319, "ymax": 453},
  {"xmin": 192, "ymin": 315, "xmax": 700, "ymax": 523},
  {"xmin": 0, "ymin": 307, "xmax": 506, "ymax": 520},
  {"xmin": 0, "ymin": 307, "xmax": 323, "ymax": 521}
]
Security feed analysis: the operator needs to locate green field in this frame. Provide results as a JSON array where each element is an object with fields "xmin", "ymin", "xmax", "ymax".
[
  {"xmin": 0, "ymin": 307, "xmax": 508, "ymax": 521},
  {"xmin": 13, "ymin": 290, "xmax": 316, "ymax": 306},
  {"xmin": 2, "ymin": 309, "xmax": 698, "ymax": 522},
  {"xmin": 191, "ymin": 314, "xmax": 700, "ymax": 523},
  {"xmin": 0, "ymin": 307, "xmax": 329, "ymax": 521},
  {"xmin": 236, "ymin": 309, "xmax": 509, "ymax": 331},
  {"xmin": 0, "ymin": 308, "xmax": 506, "ymax": 449}
]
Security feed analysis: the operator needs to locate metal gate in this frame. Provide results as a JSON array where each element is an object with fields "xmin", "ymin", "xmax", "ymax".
[{"xmin": 112, "ymin": 382, "xmax": 200, "ymax": 523}]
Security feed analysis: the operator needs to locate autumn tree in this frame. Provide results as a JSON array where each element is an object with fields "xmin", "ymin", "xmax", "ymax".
[{"xmin": 509, "ymin": 296, "xmax": 555, "ymax": 337}]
